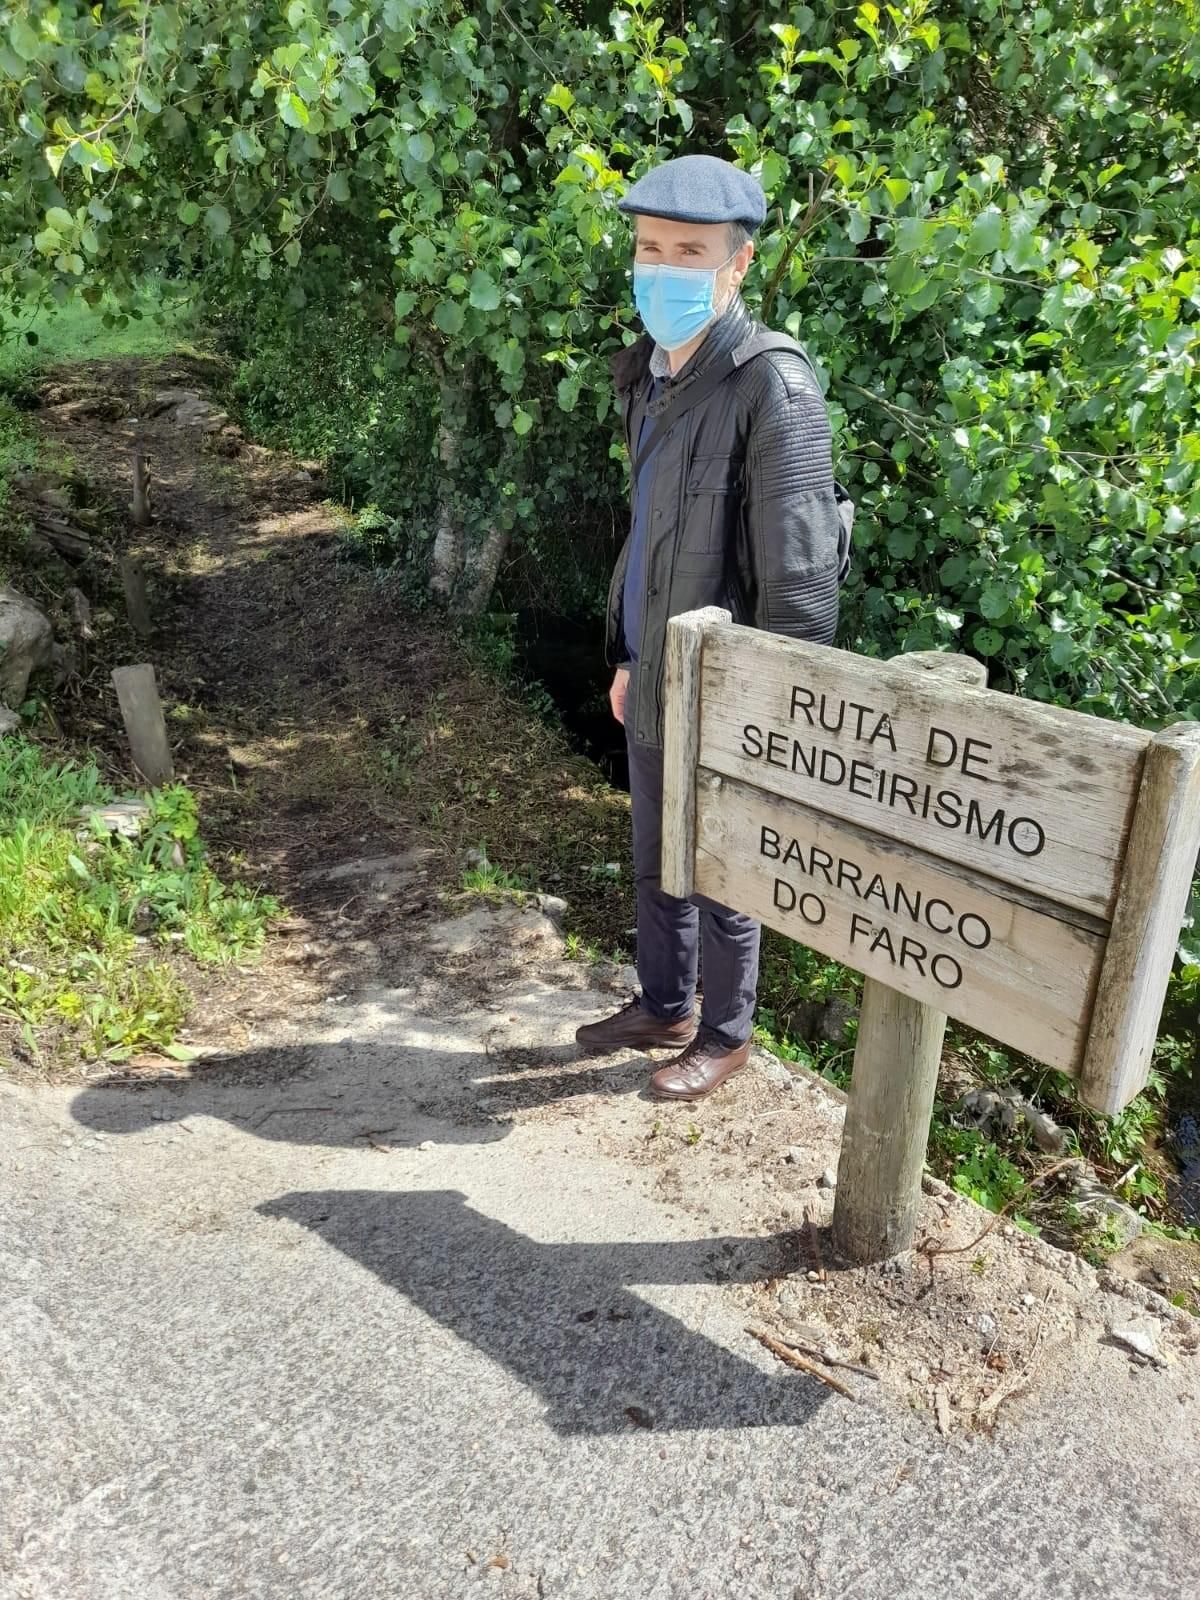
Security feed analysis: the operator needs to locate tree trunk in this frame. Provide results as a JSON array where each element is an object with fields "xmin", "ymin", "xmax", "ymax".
[
  {"xmin": 460, "ymin": 523, "xmax": 511, "ymax": 617},
  {"xmin": 428, "ymin": 417, "xmax": 464, "ymax": 603},
  {"xmin": 424, "ymin": 358, "xmax": 514, "ymax": 617}
]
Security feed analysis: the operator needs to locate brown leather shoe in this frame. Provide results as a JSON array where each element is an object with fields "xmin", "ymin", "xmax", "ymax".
[
  {"xmin": 648, "ymin": 1035, "xmax": 750, "ymax": 1101},
  {"xmin": 576, "ymin": 998, "xmax": 696, "ymax": 1056}
]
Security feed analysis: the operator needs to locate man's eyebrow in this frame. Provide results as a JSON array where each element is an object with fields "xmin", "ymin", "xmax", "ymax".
[{"xmin": 635, "ymin": 233, "xmax": 707, "ymax": 249}]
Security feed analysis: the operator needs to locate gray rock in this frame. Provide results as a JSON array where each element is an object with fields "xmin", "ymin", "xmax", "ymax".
[
  {"xmin": 0, "ymin": 706, "xmax": 21, "ymax": 736},
  {"xmin": 783, "ymin": 1146, "xmax": 804, "ymax": 1166},
  {"xmin": 78, "ymin": 800, "xmax": 151, "ymax": 839},
  {"xmin": 152, "ymin": 388, "xmax": 227, "ymax": 430},
  {"xmin": 36, "ymin": 485, "xmax": 74, "ymax": 513},
  {"xmin": 535, "ymin": 894, "xmax": 569, "ymax": 926},
  {"xmin": 1019, "ymin": 1101, "xmax": 1067, "ymax": 1153},
  {"xmin": 776, "ymin": 1286, "xmax": 804, "ymax": 1318},
  {"xmin": 1067, "ymin": 1159, "xmax": 1145, "ymax": 1249},
  {"xmin": 787, "ymin": 995, "xmax": 857, "ymax": 1045},
  {"xmin": 0, "ymin": 587, "xmax": 56, "ymax": 707},
  {"xmin": 817, "ymin": 1166, "xmax": 837, "ymax": 1190},
  {"xmin": 1110, "ymin": 1325, "xmax": 1162, "ymax": 1365}
]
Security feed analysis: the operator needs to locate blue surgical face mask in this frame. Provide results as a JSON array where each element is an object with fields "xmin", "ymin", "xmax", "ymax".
[{"xmin": 632, "ymin": 251, "xmax": 738, "ymax": 352}]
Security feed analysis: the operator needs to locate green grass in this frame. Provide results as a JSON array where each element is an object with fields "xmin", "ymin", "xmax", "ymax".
[
  {"xmin": 0, "ymin": 739, "xmax": 280, "ymax": 1069},
  {"xmin": 0, "ymin": 279, "xmax": 196, "ymax": 389},
  {"xmin": 459, "ymin": 852, "xmax": 530, "ymax": 902}
]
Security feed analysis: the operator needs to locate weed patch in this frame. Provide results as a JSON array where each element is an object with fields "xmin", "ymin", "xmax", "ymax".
[
  {"xmin": 0, "ymin": 739, "xmax": 279, "ymax": 1070},
  {"xmin": 459, "ymin": 853, "xmax": 530, "ymax": 903}
]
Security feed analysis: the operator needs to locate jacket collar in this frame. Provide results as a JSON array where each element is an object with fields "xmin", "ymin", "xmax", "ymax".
[{"xmin": 609, "ymin": 296, "xmax": 753, "ymax": 400}]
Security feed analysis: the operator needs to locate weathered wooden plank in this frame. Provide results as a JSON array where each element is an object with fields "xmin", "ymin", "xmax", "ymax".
[
  {"xmin": 698, "ymin": 624, "xmax": 1149, "ymax": 920},
  {"xmin": 1078, "ymin": 721, "xmax": 1200, "ymax": 1114},
  {"xmin": 119, "ymin": 555, "xmax": 153, "ymax": 639},
  {"xmin": 111, "ymin": 663, "xmax": 174, "ymax": 787},
  {"xmin": 661, "ymin": 607, "xmax": 730, "ymax": 899},
  {"xmin": 131, "ymin": 446, "xmax": 151, "ymax": 527},
  {"xmin": 695, "ymin": 769, "xmax": 1104, "ymax": 1073}
]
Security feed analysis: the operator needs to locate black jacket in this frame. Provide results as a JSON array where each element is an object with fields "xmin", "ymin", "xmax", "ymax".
[{"xmin": 606, "ymin": 296, "xmax": 842, "ymax": 748}]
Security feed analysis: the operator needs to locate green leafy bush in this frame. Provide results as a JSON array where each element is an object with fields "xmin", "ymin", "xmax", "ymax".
[{"xmin": 2, "ymin": 0, "xmax": 1196, "ymax": 716}]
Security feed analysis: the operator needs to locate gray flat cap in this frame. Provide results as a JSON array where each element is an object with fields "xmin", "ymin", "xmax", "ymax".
[{"xmin": 618, "ymin": 154, "xmax": 767, "ymax": 230}]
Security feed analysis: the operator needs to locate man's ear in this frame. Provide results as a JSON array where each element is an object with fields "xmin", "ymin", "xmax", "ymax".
[{"xmin": 731, "ymin": 240, "xmax": 755, "ymax": 288}]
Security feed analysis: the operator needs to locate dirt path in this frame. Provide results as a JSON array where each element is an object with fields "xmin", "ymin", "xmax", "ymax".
[
  {"xmin": 20, "ymin": 353, "xmax": 632, "ymax": 1062},
  {"xmin": 3, "ymin": 359, "xmax": 1200, "ymax": 1599}
]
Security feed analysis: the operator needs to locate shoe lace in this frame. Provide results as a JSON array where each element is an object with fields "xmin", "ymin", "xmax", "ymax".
[{"xmin": 674, "ymin": 1032, "xmax": 714, "ymax": 1083}]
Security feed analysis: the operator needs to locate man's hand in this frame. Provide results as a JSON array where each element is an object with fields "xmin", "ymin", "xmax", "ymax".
[{"xmin": 610, "ymin": 667, "xmax": 630, "ymax": 726}]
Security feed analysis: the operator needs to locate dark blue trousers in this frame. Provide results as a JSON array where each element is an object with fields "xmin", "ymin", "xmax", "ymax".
[{"xmin": 626, "ymin": 730, "xmax": 761, "ymax": 1049}]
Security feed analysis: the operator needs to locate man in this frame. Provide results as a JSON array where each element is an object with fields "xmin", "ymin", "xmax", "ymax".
[{"xmin": 575, "ymin": 153, "xmax": 845, "ymax": 1102}]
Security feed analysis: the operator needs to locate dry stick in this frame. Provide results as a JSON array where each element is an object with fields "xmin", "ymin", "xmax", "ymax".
[
  {"xmin": 253, "ymin": 1105, "xmax": 333, "ymax": 1129},
  {"xmin": 918, "ymin": 1158, "xmax": 1077, "ymax": 1262},
  {"xmin": 760, "ymin": 170, "xmax": 836, "ymax": 327},
  {"xmin": 746, "ymin": 1325, "xmax": 858, "ymax": 1402},
  {"xmin": 773, "ymin": 1332, "xmax": 880, "ymax": 1382}
]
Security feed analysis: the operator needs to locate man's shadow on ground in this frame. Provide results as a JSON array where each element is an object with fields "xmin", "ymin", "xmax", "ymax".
[
  {"xmin": 68, "ymin": 1038, "xmax": 832, "ymax": 1435},
  {"xmin": 260, "ymin": 1186, "xmax": 829, "ymax": 1435}
]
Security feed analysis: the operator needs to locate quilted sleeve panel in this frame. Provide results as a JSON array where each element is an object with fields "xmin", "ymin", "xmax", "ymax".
[{"xmin": 740, "ymin": 354, "xmax": 841, "ymax": 645}]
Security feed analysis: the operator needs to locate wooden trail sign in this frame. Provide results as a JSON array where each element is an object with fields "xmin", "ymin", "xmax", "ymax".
[{"xmin": 662, "ymin": 609, "xmax": 1200, "ymax": 1261}]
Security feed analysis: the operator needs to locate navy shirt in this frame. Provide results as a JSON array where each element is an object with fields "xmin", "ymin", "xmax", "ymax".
[{"xmin": 622, "ymin": 375, "xmax": 663, "ymax": 662}]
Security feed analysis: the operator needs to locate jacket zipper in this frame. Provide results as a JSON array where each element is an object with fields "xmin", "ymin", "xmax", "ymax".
[
  {"xmin": 639, "ymin": 417, "xmax": 658, "ymax": 662},
  {"xmin": 607, "ymin": 374, "xmax": 644, "ymax": 667},
  {"xmin": 649, "ymin": 411, "xmax": 692, "ymax": 739}
]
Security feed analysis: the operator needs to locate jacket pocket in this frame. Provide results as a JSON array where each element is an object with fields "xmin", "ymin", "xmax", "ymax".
[{"xmin": 680, "ymin": 453, "xmax": 738, "ymax": 558}]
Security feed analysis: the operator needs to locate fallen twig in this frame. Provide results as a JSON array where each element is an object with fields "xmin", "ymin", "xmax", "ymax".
[
  {"xmin": 774, "ymin": 1332, "xmax": 880, "ymax": 1381},
  {"xmin": 355, "ymin": 1126, "xmax": 399, "ymax": 1152},
  {"xmin": 746, "ymin": 1325, "xmax": 858, "ymax": 1401}
]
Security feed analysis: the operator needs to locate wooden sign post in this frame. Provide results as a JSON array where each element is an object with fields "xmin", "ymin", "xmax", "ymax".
[
  {"xmin": 111, "ymin": 663, "xmax": 175, "ymax": 788},
  {"xmin": 662, "ymin": 608, "xmax": 1200, "ymax": 1263}
]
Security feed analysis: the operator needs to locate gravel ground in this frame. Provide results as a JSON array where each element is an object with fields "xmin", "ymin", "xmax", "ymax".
[{"xmin": 3, "ymin": 898, "xmax": 1198, "ymax": 1600}]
